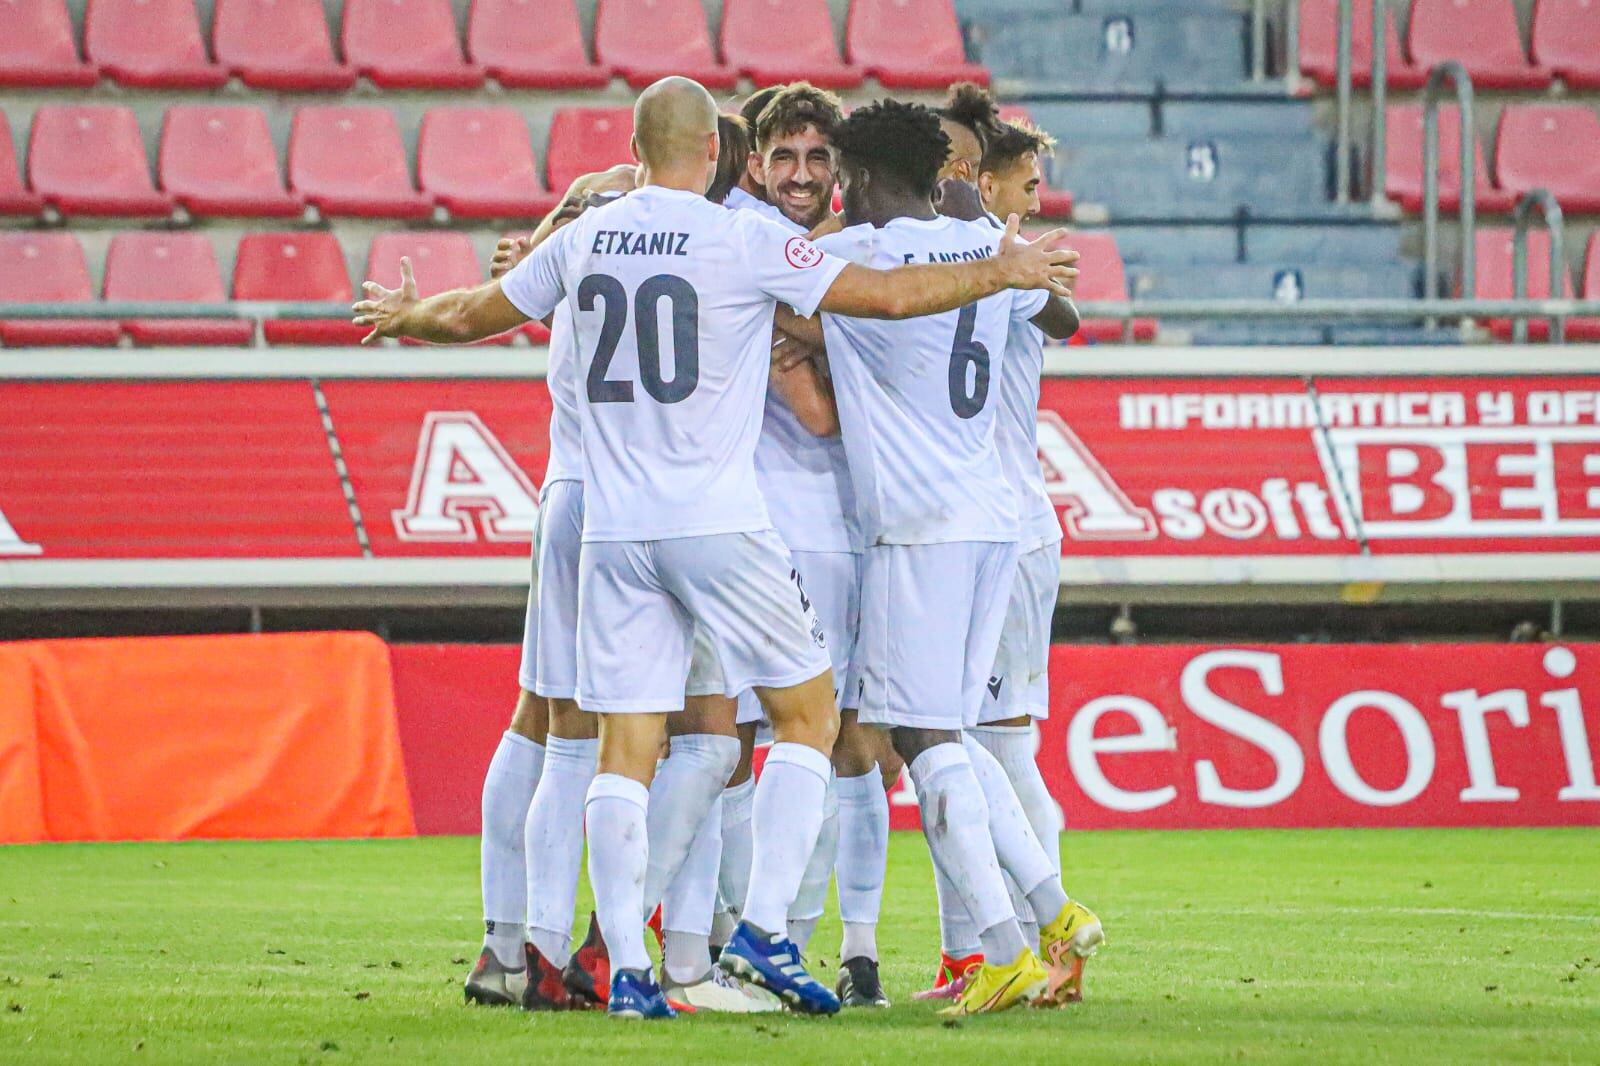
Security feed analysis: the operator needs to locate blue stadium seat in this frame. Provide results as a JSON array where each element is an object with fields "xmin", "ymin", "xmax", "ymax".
[
  {"xmin": 1112, "ymin": 225, "xmax": 1240, "ymax": 265},
  {"xmin": 1134, "ymin": 261, "xmax": 1417, "ymax": 301},
  {"xmin": 1023, "ymin": 101, "xmax": 1151, "ymax": 143},
  {"xmin": 1243, "ymin": 224, "xmax": 1404, "ymax": 266}
]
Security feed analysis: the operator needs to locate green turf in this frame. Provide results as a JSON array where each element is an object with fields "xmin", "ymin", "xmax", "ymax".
[{"xmin": 1, "ymin": 830, "xmax": 1596, "ymax": 1064}]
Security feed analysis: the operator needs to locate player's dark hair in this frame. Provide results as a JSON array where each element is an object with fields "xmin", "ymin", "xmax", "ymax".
[
  {"xmin": 709, "ymin": 113, "xmax": 751, "ymax": 203},
  {"xmin": 938, "ymin": 81, "xmax": 1001, "ymax": 155},
  {"xmin": 738, "ymin": 85, "xmax": 783, "ymax": 130},
  {"xmin": 980, "ymin": 118, "xmax": 1057, "ymax": 175},
  {"xmin": 831, "ymin": 99, "xmax": 950, "ymax": 199},
  {"xmin": 753, "ymin": 82, "xmax": 844, "ymax": 151}
]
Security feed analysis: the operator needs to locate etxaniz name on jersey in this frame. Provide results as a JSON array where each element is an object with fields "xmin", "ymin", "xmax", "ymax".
[{"xmin": 590, "ymin": 230, "xmax": 691, "ymax": 256}]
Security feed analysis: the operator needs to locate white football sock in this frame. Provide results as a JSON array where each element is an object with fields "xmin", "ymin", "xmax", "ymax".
[
  {"xmin": 787, "ymin": 916, "xmax": 819, "ymax": 953},
  {"xmin": 909, "ymin": 743, "xmax": 1019, "ymax": 959},
  {"xmin": 643, "ymin": 734, "xmax": 740, "ymax": 916},
  {"xmin": 662, "ymin": 794, "xmax": 721, "ymax": 984},
  {"xmin": 841, "ymin": 921, "xmax": 878, "ymax": 963},
  {"xmin": 742, "ymin": 743, "xmax": 830, "ymax": 935},
  {"xmin": 834, "ymin": 769, "xmax": 888, "ymax": 942},
  {"xmin": 933, "ymin": 853, "xmax": 982, "ymax": 958},
  {"xmin": 480, "ymin": 731, "xmax": 543, "ymax": 968},
  {"xmin": 524, "ymin": 734, "xmax": 596, "ymax": 968},
  {"xmin": 716, "ymin": 777, "xmax": 756, "ymax": 922},
  {"xmin": 710, "ymin": 908, "xmax": 738, "ymax": 950},
  {"xmin": 584, "ymin": 773, "xmax": 652, "ymax": 974},
  {"xmin": 790, "ymin": 774, "xmax": 839, "ymax": 924},
  {"xmin": 1004, "ymin": 870, "xmax": 1040, "ymax": 952},
  {"xmin": 963, "ymin": 734, "xmax": 1068, "ymax": 924},
  {"xmin": 971, "ymin": 725, "xmax": 1062, "ymax": 877}
]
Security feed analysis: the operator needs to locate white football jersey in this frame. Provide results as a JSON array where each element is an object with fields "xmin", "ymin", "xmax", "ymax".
[
  {"xmin": 816, "ymin": 215, "xmax": 1046, "ymax": 545},
  {"xmin": 723, "ymin": 185, "xmax": 789, "ymax": 226},
  {"xmin": 996, "ymin": 310, "xmax": 1063, "ymax": 550},
  {"xmin": 501, "ymin": 186, "xmax": 849, "ymax": 542},
  {"xmin": 541, "ymin": 300, "xmax": 583, "ymax": 485},
  {"xmin": 729, "ymin": 199, "xmax": 858, "ymax": 554}
]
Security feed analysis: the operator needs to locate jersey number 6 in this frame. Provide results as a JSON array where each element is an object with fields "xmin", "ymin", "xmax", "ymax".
[
  {"xmin": 948, "ymin": 303, "xmax": 991, "ymax": 419},
  {"xmin": 580, "ymin": 273, "xmax": 701, "ymax": 404}
]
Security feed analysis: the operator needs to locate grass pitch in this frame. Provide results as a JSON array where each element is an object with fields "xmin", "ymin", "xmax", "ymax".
[{"xmin": 1, "ymin": 829, "xmax": 1596, "ymax": 1065}]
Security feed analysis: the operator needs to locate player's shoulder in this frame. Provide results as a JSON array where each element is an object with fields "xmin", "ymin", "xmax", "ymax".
[{"xmin": 814, "ymin": 223, "xmax": 874, "ymax": 262}]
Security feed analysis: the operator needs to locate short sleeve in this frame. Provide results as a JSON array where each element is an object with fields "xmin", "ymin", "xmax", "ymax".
[
  {"xmin": 500, "ymin": 223, "xmax": 575, "ymax": 321},
  {"xmin": 742, "ymin": 215, "xmax": 850, "ymax": 318},
  {"xmin": 1011, "ymin": 286, "xmax": 1050, "ymax": 324}
]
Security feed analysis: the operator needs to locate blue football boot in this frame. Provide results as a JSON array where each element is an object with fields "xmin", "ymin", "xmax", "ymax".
[
  {"xmin": 606, "ymin": 967, "xmax": 677, "ymax": 1020},
  {"xmin": 716, "ymin": 921, "xmax": 840, "ymax": 1016}
]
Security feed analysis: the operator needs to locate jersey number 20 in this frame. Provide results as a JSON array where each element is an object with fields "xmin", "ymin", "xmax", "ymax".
[
  {"xmin": 580, "ymin": 273, "xmax": 700, "ymax": 404},
  {"xmin": 948, "ymin": 303, "xmax": 991, "ymax": 419}
]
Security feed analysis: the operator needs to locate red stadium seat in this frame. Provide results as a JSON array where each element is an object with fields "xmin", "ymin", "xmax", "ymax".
[
  {"xmin": 366, "ymin": 233, "xmax": 513, "ymax": 346},
  {"xmin": 546, "ymin": 108, "xmax": 636, "ymax": 197},
  {"xmin": 1408, "ymin": 0, "xmax": 1551, "ymax": 89},
  {"xmin": 1532, "ymin": 0, "xmax": 1600, "ymax": 89},
  {"xmin": 159, "ymin": 106, "xmax": 302, "ymax": 218},
  {"xmin": 342, "ymin": 0, "xmax": 484, "ymax": 89},
  {"xmin": 996, "ymin": 105, "xmax": 1073, "ymax": 218},
  {"xmin": 1299, "ymin": 0, "xmax": 1425, "ymax": 89},
  {"xmin": 85, "ymin": 0, "xmax": 227, "ymax": 89},
  {"xmin": 468, "ymin": 0, "xmax": 609, "ymax": 88},
  {"xmin": 419, "ymin": 108, "xmax": 559, "ymax": 220},
  {"xmin": 213, "ymin": 0, "xmax": 356, "ymax": 91},
  {"xmin": 594, "ymin": 0, "xmax": 737, "ymax": 89},
  {"xmin": 0, "ymin": 118, "xmax": 42, "ymax": 217},
  {"xmin": 1383, "ymin": 104, "xmax": 1515, "ymax": 214},
  {"xmin": 0, "ymin": 1, "xmax": 99, "ymax": 88},
  {"xmin": 0, "ymin": 234, "xmax": 121, "ymax": 348},
  {"xmin": 848, "ymin": 0, "xmax": 988, "ymax": 89},
  {"xmin": 721, "ymin": 0, "xmax": 863, "ymax": 88},
  {"xmin": 1494, "ymin": 105, "xmax": 1600, "ymax": 213},
  {"xmin": 1471, "ymin": 226, "xmax": 1573, "ymax": 341},
  {"xmin": 1039, "ymin": 231, "xmax": 1153, "ymax": 342},
  {"xmin": 1572, "ymin": 233, "xmax": 1600, "ymax": 340},
  {"xmin": 104, "ymin": 233, "xmax": 253, "ymax": 347},
  {"xmin": 233, "ymin": 233, "xmax": 366, "ymax": 346},
  {"xmin": 288, "ymin": 107, "xmax": 432, "ymax": 219},
  {"xmin": 28, "ymin": 106, "xmax": 172, "ymax": 218}
]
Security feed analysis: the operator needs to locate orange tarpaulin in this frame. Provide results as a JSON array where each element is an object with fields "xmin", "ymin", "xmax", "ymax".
[{"xmin": 0, "ymin": 632, "xmax": 415, "ymax": 844}]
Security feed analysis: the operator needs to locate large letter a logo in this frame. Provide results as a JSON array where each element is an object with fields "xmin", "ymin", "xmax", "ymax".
[{"xmin": 392, "ymin": 412, "xmax": 539, "ymax": 543}]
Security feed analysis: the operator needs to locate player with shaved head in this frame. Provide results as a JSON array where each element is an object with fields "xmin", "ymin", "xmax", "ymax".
[{"xmin": 355, "ymin": 76, "xmax": 1079, "ymax": 1020}]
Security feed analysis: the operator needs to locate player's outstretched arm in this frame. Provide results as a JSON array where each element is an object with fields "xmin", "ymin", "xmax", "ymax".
[
  {"xmin": 817, "ymin": 215, "xmax": 1079, "ymax": 320},
  {"xmin": 352, "ymin": 257, "xmax": 528, "ymax": 345}
]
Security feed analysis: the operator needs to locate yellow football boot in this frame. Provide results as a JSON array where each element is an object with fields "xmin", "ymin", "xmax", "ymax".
[
  {"xmin": 937, "ymin": 948, "xmax": 1049, "ymax": 1016},
  {"xmin": 1037, "ymin": 900, "xmax": 1105, "ymax": 1005}
]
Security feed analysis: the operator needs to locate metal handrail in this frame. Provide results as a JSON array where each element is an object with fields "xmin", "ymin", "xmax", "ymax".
[
  {"xmin": 1334, "ymin": 0, "xmax": 1354, "ymax": 202},
  {"xmin": 1512, "ymin": 189, "xmax": 1567, "ymax": 344},
  {"xmin": 1422, "ymin": 61, "xmax": 1476, "ymax": 310},
  {"xmin": 1252, "ymin": 0, "xmax": 1269, "ymax": 81},
  {"xmin": 1284, "ymin": 0, "xmax": 1303, "ymax": 94},
  {"xmin": 1369, "ymin": 0, "xmax": 1388, "ymax": 207}
]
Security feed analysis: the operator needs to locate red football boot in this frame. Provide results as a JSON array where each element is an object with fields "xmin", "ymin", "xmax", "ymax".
[
  {"xmin": 912, "ymin": 951, "xmax": 983, "ymax": 1001},
  {"xmin": 521, "ymin": 943, "xmax": 576, "ymax": 1011},
  {"xmin": 561, "ymin": 911, "xmax": 611, "ymax": 1007}
]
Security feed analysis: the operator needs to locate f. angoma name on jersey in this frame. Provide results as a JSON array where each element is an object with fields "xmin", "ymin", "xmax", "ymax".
[
  {"xmin": 589, "ymin": 230, "xmax": 691, "ymax": 256},
  {"xmin": 901, "ymin": 244, "xmax": 994, "ymax": 264}
]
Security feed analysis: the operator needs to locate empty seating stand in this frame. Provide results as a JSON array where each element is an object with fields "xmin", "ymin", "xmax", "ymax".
[
  {"xmin": 1045, "ymin": 231, "xmax": 1154, "ymax": 342},
  {"xmin": 546, "ymin": 108, "xmax": 636, "ymax": 197},
  {"xmin": 288, "ymin": 107, "xmax": 432, "ymax": 219},
  {"xmin": 85, "ymin": 0, "xmax": 227, "ymax": 89},
  {"xmin": 159, "ymin": 107, "xmax": 303, "ymax": 218},
  {"xmin": 849, "ymin": 0, "xmax": 988, "ymax": 88},
  {"xmin": 1573, "ymin": 234, "xmax": 1600, "ymax": 341},
  {"xmin": 342, "ymin": 0, "xmax": 485, "ymax": 88},
  {"xmin": 1494, "ymin": 105, "xmax": 1600, "ymax": 212},
  {"xmin": 418, "ymin": 108, "xmax": 558, "ymax": 219},
  {"xmin": 213, "ymin": 0, "xmax": 356, "ymax": 91},
  {"xmin": 1471, "ymin": 227, "xmax": 1573, "ymax": 341},
  {"xmin": 722, "ymin": 0, "xmax": 863, "ymax": 88},
  {"xmin": 366, "ymin": 233, "xmax": 512, "ymax": 345},
  {"xmin": 1384, "ymin": 104, "xmax": 1515, "ymax": 214},
  {"xmin": 1532, "ymin": 0, "xmax": 1600, "ymax": 89},
  {"xmin": 596, "ymin": 0, "xmax": 737, "ymax": 89},
  {"xmin": 1408, "ymin": 0, "xmax": 1551, "ymax": 89},
  {"xmin": 233, "ymin": 233, "xmax": 366, "ymax": 346},
  {"xmin": 28, "ymin": 106, "xmax": 172, "ymax": 217},
  {"xmin": 104, "ymin": 233, "xmax": 253, "ymax": 347},
  {"xmin": 1299, "ymin": 0, "xmax": 1424, "ymax": 89},
  {"xmin": 0, "ymin": 234, "xmax": 122, "ymax": 348},
  {"xmin": 468, "ymin": 0, "xmax": 608, "ymax": 88},
  {"xmin": 0, "ymin": 119, "xmax": 41, "ymax": 216},
  {"xmin": 0, "ymin": 1, "xmax": 99, "ymax": 87}
]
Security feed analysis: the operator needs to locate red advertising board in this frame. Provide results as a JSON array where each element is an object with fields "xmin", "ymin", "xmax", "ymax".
[{"xmin": 886, "ymin": 642, "xmax": 1600, "ymax": 830}]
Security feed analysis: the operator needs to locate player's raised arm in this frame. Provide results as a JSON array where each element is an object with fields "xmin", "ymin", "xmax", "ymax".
[
  {"xmin": 817, "ymin": 215, "xmax": 1079, "ymax": 321},
  {"xmin": 352, "ymin": 258, "xmax": 529, "ymax": 346}
]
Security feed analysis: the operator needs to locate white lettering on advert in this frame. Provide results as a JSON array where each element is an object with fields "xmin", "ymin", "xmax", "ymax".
[{"xmin": 393, "ymin": 412, "xmax": 539, "ymax": 543}]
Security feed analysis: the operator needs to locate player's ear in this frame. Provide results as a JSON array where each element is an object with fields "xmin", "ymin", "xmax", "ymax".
[
  {"xmin": 747, "ymin": 151, "xmax": 765, "ymax": 186},
  {"xmin": 628, "ymin": 133, "xmax": 642, "ymax": 166}
]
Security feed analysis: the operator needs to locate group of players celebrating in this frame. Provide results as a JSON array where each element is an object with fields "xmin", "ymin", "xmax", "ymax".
[{"xmin": 353, "ymin": 74, "xmax": 1103, "ymax": 1020}]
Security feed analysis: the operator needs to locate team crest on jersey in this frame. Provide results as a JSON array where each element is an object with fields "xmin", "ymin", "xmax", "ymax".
[{"xmin": 784, "ymin": 237, "xmax": 823, "ymax": 270}]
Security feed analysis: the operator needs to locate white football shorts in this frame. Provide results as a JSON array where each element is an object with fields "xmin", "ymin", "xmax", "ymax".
[
  {"xmin": 736, "ymin": 548, "xmax": 861, "ymax": 725},
  {"xmin": 577, "ymin": 529, "xmax": 830, "ymax": 714},
  {"xmin": 980, "ymin": 542, "xmax": 1059, "ymax": 724},
  {"xmin": 855, "ymin": 540, "xmax": 1019, "ymax": 731}
]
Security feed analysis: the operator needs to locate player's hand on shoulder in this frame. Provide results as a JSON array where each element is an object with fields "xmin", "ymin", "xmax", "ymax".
[
  {"xmin": 997, "ymin": 216, "xmax": 1080, "ymax": 297},
  {"xmin": 807, "ymin": 213, "xmax": 844, "ymax": 241},
  {"xmin": 352, "ymin": 256, "xmax": 419, "ymax": 345},
  {"xmin": 490, "ymin": 236, "xmax": 533, "ymax": 279}
]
